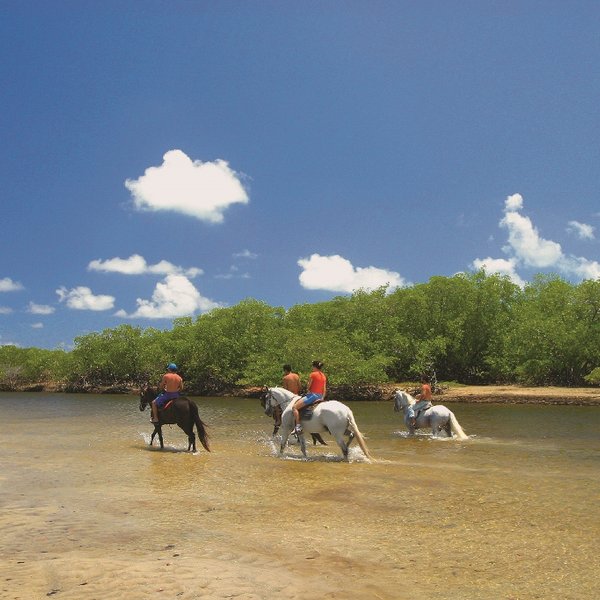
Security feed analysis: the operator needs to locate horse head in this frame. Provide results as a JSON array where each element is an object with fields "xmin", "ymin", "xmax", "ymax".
[
  {"xmin": 139, "ymin": 386, "xmax": 156, "ymax": 412},
  {"xmin": 261, "ymin": 387, "xmax": 275, "ymax": 416},
  {"xmin": 393, "ymin": 389, "xmax": 413, "ymax": 412}
]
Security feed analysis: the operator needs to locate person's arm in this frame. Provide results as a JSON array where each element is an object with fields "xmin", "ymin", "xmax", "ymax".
[{"xmin": 322, "ymin": 378, "xmax": 327, "ymax": 400}]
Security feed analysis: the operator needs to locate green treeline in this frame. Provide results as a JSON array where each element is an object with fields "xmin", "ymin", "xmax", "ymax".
[{"xmin": 2, "ymin": 272, "xmax": 600, "ymax": 393}]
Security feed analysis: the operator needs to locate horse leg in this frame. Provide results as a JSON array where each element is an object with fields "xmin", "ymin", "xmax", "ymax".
[
  {"xmin": 152, "ymin": 424, "xmax": 164, "ymax": 449},
  {"xmin": 279, "ymin": 428, "xmax": 292, "ymax": 454},
  {"xmin": 335, "ymin": 434, "xmax": 349, "ymax": 460},
  {"xmin": 444, "ymin": 420, "xmax": 452, "ymax": 437},
  {"xmin": 311, "ymin": 433, "xmax": 327, "ymax": 445},
  {"xmin": 298, "ymin": 432, "xmax": 307, "ymax": 458},
  {"xmin": 178, "ymin": 420, "xmax": 196, "ymax": 452}
]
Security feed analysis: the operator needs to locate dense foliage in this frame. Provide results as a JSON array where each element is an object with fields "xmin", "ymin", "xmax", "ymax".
[{"xmin": 2, "ymin": 272, "xmax": 600, "ymax": 392}]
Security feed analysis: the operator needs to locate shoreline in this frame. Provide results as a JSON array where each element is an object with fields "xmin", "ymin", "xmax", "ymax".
[
  {"xmin": 3, "ymin": 382, "xmax": 600, "ymax": 405},
  {"xmin": 437, "ymin": 384, "xmax": 600, "ymax": 406}
]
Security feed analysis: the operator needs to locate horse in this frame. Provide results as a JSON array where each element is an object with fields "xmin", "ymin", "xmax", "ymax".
[
  {"xmin": 392, "ymin": 389, "xmax": 468, "ymax": 440},
  {"xmin": 262, "ymin": 387, "xmax": 372, "ymax": 460},
  {"xmin": 261, "ymin": 387, "xmax": 328, "ymax": 447},
  {"xmin": 139, "ymin": 387, "xmax": 210, "ymax": 453}
]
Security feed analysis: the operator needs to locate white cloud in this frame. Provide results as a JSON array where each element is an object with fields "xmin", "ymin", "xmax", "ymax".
[
  {"xmin": 0, "ymin": 306, "xmax": 13, "ymax": 315},
  {"xmin": 215, "ymin": 265, "xmax": 251, "ymax": 280},
  {"xmin": 501, "ymin": 207, "xmax": 563, "ymax": 268},
  {"xmin": 474, "ymin": 193, "xmax": 600, "ymax": 284},
  {"xmin": 566, "ymin": 220, "xmax": 595, "ymax": 240},
  {"xmin": 88, "ymin": 254, "xmax": 202, "ymax": 278},
  {"xmin": 558, "ymin": 256, "xmax": 600, "ymax": 280},
  {"xmin": 504, "ymin": 193, "xmax": 523, "ymax": 212},
  {"xmin": 0, "ymin": 277, "xmax": 24, "ymax": 292},
  {"xmin": 27, "ymin": 302, "xmax": 55, "ymax": 315},
  {"xmin": 125, "ymin": 149, "xmax": 249, "ymax": 223},
  {"xmin": 31, "ymin": 322, "xmax": 44, "ymax": 329},
  {"xmin": 115, "ymin": 274, "xmax": 220, "ymax": 319},
  {"xmin": 298, "ymin": 254, "xmax": 406, "ymax": 293},
  {"xmin": 56, "ymin": 286, "xmax": 115, "ymax": 311},
  {"xmin": 471, "ymin": 257, "xmax": 525, "ymax": 287}
]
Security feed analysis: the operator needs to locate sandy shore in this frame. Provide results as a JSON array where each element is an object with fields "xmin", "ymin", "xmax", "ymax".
[
  {"xmin": 438, "ymin": 384, "xmax": 600, "ymax": 405},
  {"xmin": 7, "ymin": 382, "xmax": 600, "ymax": 405}
]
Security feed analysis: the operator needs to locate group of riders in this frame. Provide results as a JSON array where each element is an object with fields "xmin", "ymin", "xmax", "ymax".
[{"xmin": 151, "ymin": 361, "xmax": 434, "ymax": 429}]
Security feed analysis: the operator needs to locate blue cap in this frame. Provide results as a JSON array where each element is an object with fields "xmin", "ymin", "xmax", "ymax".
[{"xmin": 167, "ymin": 363, "xmax": 178, "ymax": 371}]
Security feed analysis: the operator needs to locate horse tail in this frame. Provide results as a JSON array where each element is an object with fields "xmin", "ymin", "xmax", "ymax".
[
  {"xmin": 449, "ymin": 411, "xmax": 468, "ymax": 440},
  {"xmin": 347, "ymin": 411, "xmax": 372, "ymax": 460},
  {"xmin": 190, "ymin": 400, "xmax": 211, "ymax": 452}
]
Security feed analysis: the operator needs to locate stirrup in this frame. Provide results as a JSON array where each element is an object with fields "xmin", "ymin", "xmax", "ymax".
[{"xmin": 294, "ymin": 424, "xmax": 303, "ymax": 434}]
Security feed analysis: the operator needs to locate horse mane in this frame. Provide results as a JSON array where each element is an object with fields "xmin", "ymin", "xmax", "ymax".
[
  {"xmin": 270, "ymin": 387, "xmax": 300, "ymax": 402},
  {"xmin": 397, "ymin": 389, "xmax": 416, "ymax": 405}
]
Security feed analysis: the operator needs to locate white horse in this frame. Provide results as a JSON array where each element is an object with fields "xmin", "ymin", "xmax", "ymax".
[
  {"xmin": 393, "ymin": 389, "xmax": 468, "ymax": 440},
  {"xmin": 262, "ymin": 387, "xmax": 372, "ymax": 460}
]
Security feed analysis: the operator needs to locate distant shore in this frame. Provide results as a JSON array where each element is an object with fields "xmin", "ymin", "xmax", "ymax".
[
  {"xmin": 436, "ymin": 384, "xmax": 600, "ymax": 406},
  {"xmin": 4, "ymin": 382, "xmax": 600, "ymax": 405}
]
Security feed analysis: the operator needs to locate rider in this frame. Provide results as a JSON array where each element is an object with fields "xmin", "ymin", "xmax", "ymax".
[
  {"xmin": 151, "ymin": 363, "xmax": 183, "ymax": 423},
  {"xmin": 282, "ymin": 364, "xmax": 301, "ymax": 395},
  {"xmin": 408, "ymin": 376, "xmax": 433, "ymax": 428},
  {"xmin": 292, "ymin": 360, "xmax": 327, "ymax": 434}
]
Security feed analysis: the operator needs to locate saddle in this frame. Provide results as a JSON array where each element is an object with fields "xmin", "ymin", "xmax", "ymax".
[
  {"xmin": 161, "ymin": 399, "xmax": 176, "ymax": 411},
  {"xmin": 299, "ymin": 406, "xmax": 315, "ymax": 420}
]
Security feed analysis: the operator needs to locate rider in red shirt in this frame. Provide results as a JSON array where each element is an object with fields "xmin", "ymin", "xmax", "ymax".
[{"xmin": 292, "ymin": 361, "xmax": 327, "ymax": 434}]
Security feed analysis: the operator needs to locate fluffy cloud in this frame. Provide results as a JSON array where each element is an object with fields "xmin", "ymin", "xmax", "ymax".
[
  {"xmin": 27, "ymin": 302, "xmax": 55, "ymax": 315},
  {"xmin": 298, "ymin": 254, "xmax": 406, "ymax": 293},
  {"xmin": 56, "ymin": 286, "xmax": 115, "ymax": 311},
  {"xmin": 88, "ymin": 254, "xmax": 202, "ymax": 278},
  {"xmin": 504, "ymin": 193, "xmax": 524, "ymax": 211},
  {"xmin": 566, "ymin": 220, "xmax": 595, "ymax": 240},
  {"xmin": 471, "ymin": 257, "xmax": 525, "ymax": 287},
  {"xmin": 0, "ymin": 277, "xmax": 24, "ymax": 292},
  {"xmin": 125, "ymin": 149, "xmax": 248, "ymax": 223},
  {"xmin": 115, "ymin": 274, "xmax": 220, "ymax": 319},
  {"xmin": 473, "ymin": 193, "xmax": 600, "ymax": 284},
  {"xmin": 558, "ymin": 256, "xmax": 600, "ymax": 280},
  {"xmin": 0, "ymin": 306, "xmax": 13, "ymax": 314},
  {"xmin": 500, "ymin": 210, "xmax": 563, "ymax": 268}
]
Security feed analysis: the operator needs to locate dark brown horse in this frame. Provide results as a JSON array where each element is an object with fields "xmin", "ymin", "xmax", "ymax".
[{"xmin": 139, "ymin": 387, "xmax": 210, "ymax": 452}]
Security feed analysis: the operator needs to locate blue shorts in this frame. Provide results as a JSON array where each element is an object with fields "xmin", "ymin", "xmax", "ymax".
[
  {"xmin": 155, "ymin": 391, "xmax": 180, "ymax": 408},
  {"xmin": 301, "ymin": 392, "xmax": 323, "ymax": 407}
]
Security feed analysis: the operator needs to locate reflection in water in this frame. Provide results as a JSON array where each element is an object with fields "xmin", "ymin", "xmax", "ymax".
[{"xmin": 0, "ymin": 393, "xmax": 598, "ymax": 599}]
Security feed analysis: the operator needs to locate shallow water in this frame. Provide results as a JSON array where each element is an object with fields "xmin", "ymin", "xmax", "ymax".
[{"xmin": 0, "ymin": 393, "xmax": 598, "ymax": 599}]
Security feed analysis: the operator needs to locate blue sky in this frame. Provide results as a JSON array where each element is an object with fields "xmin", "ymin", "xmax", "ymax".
[{"xmin": 1, "ymin": 1, "xmax": 599, "ymax": 349}]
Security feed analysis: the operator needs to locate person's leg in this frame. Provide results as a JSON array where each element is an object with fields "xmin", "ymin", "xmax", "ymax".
[
  {"xmin": 151, "ymin": 400, "xmax": 159, "ymax": 422},
  {"xmin": 292, "ymin": 397, "xmax": 307, "ymax": 431}
]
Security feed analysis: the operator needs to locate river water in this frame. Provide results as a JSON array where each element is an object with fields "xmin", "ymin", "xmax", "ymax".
[{"xmin": 0, "ymin": 393, "xmax": 598, "ymax": 600}]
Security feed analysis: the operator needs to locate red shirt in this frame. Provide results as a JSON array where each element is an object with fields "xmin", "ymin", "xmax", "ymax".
[{"xmin": 309, "ymin": 370, "xmax": 327, "ymax": 395}]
